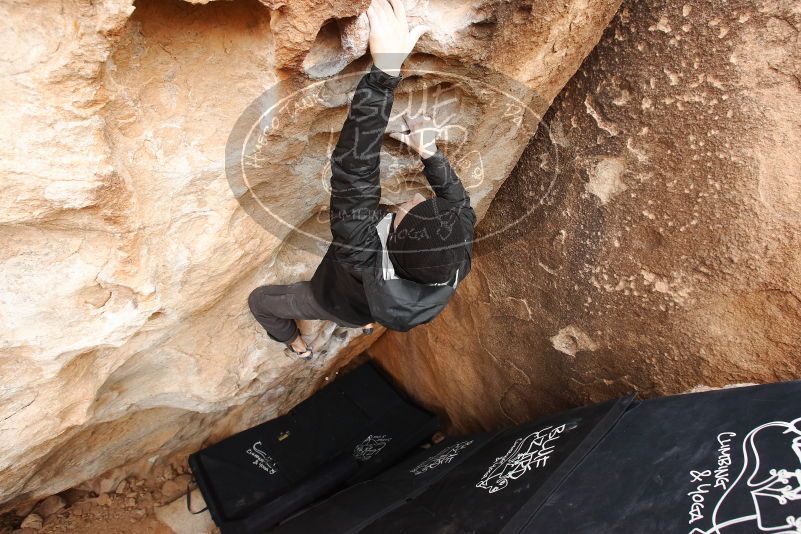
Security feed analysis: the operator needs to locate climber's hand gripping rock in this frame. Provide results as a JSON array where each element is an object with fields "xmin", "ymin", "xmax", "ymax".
[{"xmin": 366, "ymin": 0, "xmax": 429, "ymax": 76}]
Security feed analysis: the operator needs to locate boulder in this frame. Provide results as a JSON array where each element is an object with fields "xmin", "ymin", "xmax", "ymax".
[
  {"xmin": 19, "ymin": 514, "xmax": 43, "ymax": 530},
  {"xmin": 371, "ymin": 0, "xmax": 801, "ymax": 431},
  {"xmin": 32, "ymin": 495, "xmax": 66, "ymax": 519},
  {"xmin": 0, "ymin": 0, "xmax": 621, "ymax": 508}
]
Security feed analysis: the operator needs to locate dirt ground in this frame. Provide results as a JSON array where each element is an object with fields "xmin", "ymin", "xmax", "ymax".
[{"xmin": 0, "ymin": 462, "xmax": 219, "ymax": 534}]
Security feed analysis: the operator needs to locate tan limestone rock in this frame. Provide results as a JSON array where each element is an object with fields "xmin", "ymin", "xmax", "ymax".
[{"xmin": 0, "ymin": 0, "xmax": 620, "ymax": 508}]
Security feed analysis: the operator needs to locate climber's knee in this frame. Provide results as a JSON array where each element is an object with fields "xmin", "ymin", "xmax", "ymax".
[{"xmin": 247, "ymin": 286, "xmax": 266, "ymax": 317}]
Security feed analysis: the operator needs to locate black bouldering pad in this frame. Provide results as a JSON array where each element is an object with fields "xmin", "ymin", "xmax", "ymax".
[
  {"xmin": 524, "ymin": 380, "xmax": 801, "ymax": 534},
  {"xmin": 273, "ymin": 432, "xmax": 499, "ymax": 534},
  {"xmin": 188, "ymin": 363, "xmax": 439, "ymax": 533},
  {"xmin": 359, "ymin": 396, "xmax": 633, "ymax": 534}
]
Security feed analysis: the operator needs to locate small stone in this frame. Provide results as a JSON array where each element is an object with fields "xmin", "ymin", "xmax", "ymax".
[
  {"xmin": 115, "ymin": 480, "xmax": 128, "ymax": 494},
  {"xmin": 70, "ymin": 501, "xmax": 93, "ymax": 516},
  {"xmin": 34, "ymin": 495, "xmax": 66, "ymax": 518},
  {"xmin": 173, "ymin": 462, "xmax": 187, "ymax": 475},
  {"xmin": 14, "ymin": 501, "xmax": 37, "ymax": 518},
  {"xmin": 160, "ymin": 479, "xmax": 183, "ymax": 502},
  {"xmin": 125, "ymin": 497, "xmax": 136, "ymax": 508},
  {"xmin": 97, "ymin": 477, "xmax": 119, "ymax": 495},
  {"xmin": 95, "ymin": 494, "xmax": 112, "ymax": 507},
  {"xmin": 20, "ymin": 513, "xmax": 43, "ymax": 530}
]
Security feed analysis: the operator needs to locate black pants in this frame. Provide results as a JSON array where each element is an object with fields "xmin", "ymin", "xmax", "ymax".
[{"xmin": 247, "ymin": 282, "xmax": 361, "ymax": 345}]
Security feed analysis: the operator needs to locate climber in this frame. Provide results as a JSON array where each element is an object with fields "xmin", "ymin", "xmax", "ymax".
[{"xmin": 248, "ymin": 0, "xmax": 476, "ymax": 360}]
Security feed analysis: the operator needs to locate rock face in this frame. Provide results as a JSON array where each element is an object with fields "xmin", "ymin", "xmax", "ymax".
[
  {"xmin": 372, "ymin": 0, "xmax": 801, "ymax": 432},
  {"xmin": 0, "ymin": 0, "xmax": 620, "ymax": 507}
]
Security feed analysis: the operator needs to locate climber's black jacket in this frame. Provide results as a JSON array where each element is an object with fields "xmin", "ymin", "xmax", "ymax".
[{"xmin": 310, "ymin": 65, "xmax": 476, "ymax": 330}]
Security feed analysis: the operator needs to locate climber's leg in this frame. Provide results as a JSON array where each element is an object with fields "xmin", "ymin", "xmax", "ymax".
[
  {"xmin": 247, "ymin": 281, "xmax": 349, "ymax": 346},
  {"xmin": 247, "ymin": 284, "xmax": 300, "ymax": 345}
]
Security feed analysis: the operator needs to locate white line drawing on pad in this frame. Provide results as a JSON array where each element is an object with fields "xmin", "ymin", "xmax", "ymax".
[
  {"xmin": 245, "ymin": 440, "xmax": 278, "ymax": 475},
  {"xmin": 476, "ymin": 423, "xmax": 570, "ymax": 494},
  {"xmin": 693, "ymin": 417, "xmax": 801, "ymax": 534},
  {"xmin": 353, "ymin": 434, "xmax": 392, "ymax": 461},
  {"xmin": 411, "ymin": 440, "xmax": 474, "ymax": 476}
]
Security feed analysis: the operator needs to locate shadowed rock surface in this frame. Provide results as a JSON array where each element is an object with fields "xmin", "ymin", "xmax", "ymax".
[{"xmin": 372, "ymin": 0, "xmax": 801, "ymax": 433}]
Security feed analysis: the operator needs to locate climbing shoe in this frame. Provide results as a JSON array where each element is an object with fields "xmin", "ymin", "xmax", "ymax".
[{"xmin": 283, "ymin": 346, "xmax": 313, "ymax": 361}]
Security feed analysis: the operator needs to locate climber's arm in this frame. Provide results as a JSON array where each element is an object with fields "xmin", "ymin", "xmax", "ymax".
[
  {"xmin": 421, "ymin": 150, "xmax": 477, "ymax": 277},
  {"xmin": 327, "ymin": 0, "xmax": 428, "ymax": 268},
  {"xmin": 389, "ymin": 114, "xmax": 477, "ymax": 227},
  {"xmin": 328, "ymin": 67, "xmax": 401, "ymax": 267},
  {"xmin": 331, "ymin": 65, "xmax": 401, "ymax": 247},
  {"xmin": 390, "ymin": 112, "xmax": 476, "ymax": 281},
  {"xmin": 421, "ymin": 150, "xmax": 475, "ymax": 217}
]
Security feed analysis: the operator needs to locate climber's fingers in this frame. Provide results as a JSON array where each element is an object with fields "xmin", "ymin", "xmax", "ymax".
[
  {"xmin": 388, "ymin": 0, "xmax": 406, "ymax": 23},
  {"xmin": 366, "ymin": 3, "xmax": 375, "ymax": 27},
  {"xmin": 371, "ymin": 0, "xmax": 392, "ymax": 24},
  {"xmin": 366, "ymin": 1, "xmax": 382, "ymax": 29}
]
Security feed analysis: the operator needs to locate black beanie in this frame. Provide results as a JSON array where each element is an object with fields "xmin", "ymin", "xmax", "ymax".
[{"xmin": 387, "ymin": 197, "xmax": 466, "ymax": 285}]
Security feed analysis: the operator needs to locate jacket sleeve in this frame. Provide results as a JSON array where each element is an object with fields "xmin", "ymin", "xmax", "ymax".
[
  {"xmin": 328, "ymin": 65, "xmax": 402, "ymax": 270},
  {"xmin": 421, "ymin": 150, "xmax": 477, "ymax": 278}
]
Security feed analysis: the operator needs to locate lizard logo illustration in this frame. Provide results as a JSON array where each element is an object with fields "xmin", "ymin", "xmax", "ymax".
[
  {"xmin": 410, "ymin": 440, "xmax": 474, "ymax": 476},
  {"xmin": 693, "ymin": 417, "xmax": 801, "ymax": 534},
  {"xmin": 245, "ymin": 440, "xmax": 278, "ymax": 475},
  {"xmin": 353, "ymin": 434, "xmax": 392, "ymax": 461},
  {"xmin": 476, "ymin": 423, "xmax": 571, "ymax": 494}
]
